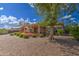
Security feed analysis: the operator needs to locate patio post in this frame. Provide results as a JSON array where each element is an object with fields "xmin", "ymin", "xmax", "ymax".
[{"xmin": 38, "ymin": 25, "xmax": 40, "ymax": 34}]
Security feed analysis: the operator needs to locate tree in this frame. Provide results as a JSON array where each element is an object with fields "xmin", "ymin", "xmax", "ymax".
[{"xmin": 33, "ymin": 3, "xmax": 78, "ymax": 41}]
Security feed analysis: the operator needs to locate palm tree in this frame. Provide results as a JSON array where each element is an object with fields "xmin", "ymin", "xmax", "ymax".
[{"xmin": 33, "ymin": 3, "xmax": 78, "ymax": 41}]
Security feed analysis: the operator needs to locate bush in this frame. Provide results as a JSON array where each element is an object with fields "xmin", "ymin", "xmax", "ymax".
[
  {"xmin": 23, "ymin": 35, "xmax": 29, "ymax": 39},
  {"xmin": 32, "ymin": 34, "xmax": 38, "ymax": 38},
  {"xmin": 65, "ymin": 25, "xmax": 73, "ymax": 35},
  {"xmin": 14, "ymin": 32, "xmax": 17, "ymax": 35},
  {"xmin": 70, "ymin": 26, "xmax": 79, "ymax": 41},
  {"xmin": 0, "ymin": 29, "xmax": 8, "ymax": 34},
  {"xmin": 19, "ymin": 33, "xmax": 29, "ymax": 39},
  {"xmin": 19, "ymin": 33, "xmax": 24, "ymax": 38},
  {"xmin": 10, "ymin": 33, "xmax": 14, "ymax": 36},
  {"xmin": 39, "ymin": 34, "xmax": 45, "ymax": 37},
  {"xmin": 11, "ymin": 32, "xmax": 29, "ymax": 39},
  {"xmin": 14, "ymin": 32, "xmax": 21, "ymax": 36},
  {"xmin": 16, "ymin": 32, "xmax": 20, "ymax": 36},
  {"xmin": 57, "ymin": 29, "xmax": 64, "ymax": 35}
]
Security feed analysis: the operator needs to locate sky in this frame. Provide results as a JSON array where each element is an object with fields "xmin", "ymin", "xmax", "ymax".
[
  {"xmin": 0, "ymin": 3, "xmax": 79, "ymax": 28},
  {"xmin": 0, "ymin": 3, "xmax": 42, "ymax": 28},
  {"xmin": 58, "ymin": 8, "xmax": 79, "ymax": 25}
]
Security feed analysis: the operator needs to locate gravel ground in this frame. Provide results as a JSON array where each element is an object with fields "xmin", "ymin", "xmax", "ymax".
[{"xmin": 0, "ymin": 34, "xmax": 78, "ymax": 56}]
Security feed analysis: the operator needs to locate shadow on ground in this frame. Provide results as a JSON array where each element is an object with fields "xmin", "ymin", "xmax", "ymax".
[{"xmin": 50, "ymin": 36, "xmax": 79, "ymax": 55}]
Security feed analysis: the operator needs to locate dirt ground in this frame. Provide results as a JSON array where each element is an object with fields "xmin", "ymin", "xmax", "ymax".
[{"xmin": 0, "ymin": 34, "xmax": 78, "ymax": 56}]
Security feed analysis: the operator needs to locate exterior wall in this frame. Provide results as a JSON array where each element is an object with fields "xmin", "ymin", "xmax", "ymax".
[
  {"xmin": 20, "ymin": 24, "xmax": 64, "ymax": 36},
  {"xmin": 20, "ymin": 24, "xmax": 48, "ymax": 35}
]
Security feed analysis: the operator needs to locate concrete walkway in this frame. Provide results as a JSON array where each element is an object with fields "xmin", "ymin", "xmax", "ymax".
[{"xmin": 0, "ymin": 34, "xmax": 78, "ymax": 56}]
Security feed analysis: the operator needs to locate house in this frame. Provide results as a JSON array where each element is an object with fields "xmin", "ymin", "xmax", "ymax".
[
  {"xmin": 20, "ymin": 24, "xmax": 48, "ymax": 36},
  {"xmin": 20, "ymin": 22, "xmax": 65, "ymax": 36}
]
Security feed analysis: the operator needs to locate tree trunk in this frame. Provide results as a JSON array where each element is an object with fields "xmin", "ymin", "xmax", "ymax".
[{"xmin": 49, "ymin": 26, "xmax": 55, "ymax": 42}]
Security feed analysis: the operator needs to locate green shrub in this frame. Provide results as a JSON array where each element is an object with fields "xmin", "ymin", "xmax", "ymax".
[
  {"xmin": 19, "ymin": 33, "xmax": 29, "ymax": 39},
  {"xmin": 14, "ymin": 32, "xmax": 21, "ymax": 36},
  {"xmin": 16, "ymin": 33, "xmax": 19, "ymax": 36},
  {"xmin": 70, "ymin": 26, "xmax": 79, "ymax": 41},
  {"xmin": 14, "ymin": 32, "xmax": 17, "ymax": 35},
  {"xmin": 19, "ymin": 33, "xmax": 24, "ymax": 38},
  {"xmin": 57, "ymin": 29, "xmax": 64, "ymax": 35},
  {"xmin": 16, "ymin": 32, "xmax": 21, "ymax": 36},
  {"xmin": 32, "ymin": 34, "xmax": 38, "ymax": 38},
  {"xmin": 0, "ymin": 29, "xmax": 8, "ymax": 34},
  {"xmin": 23, "ymin": 35, "xmax": 29, "ymax": 39},
  {"xmin": 65, "ymin": 25, "xmax": 73, "ymax": 35},
  {"xmin": 10, "ymin": 33, "xmax": 14, "ymax": 36},
  {"xmin": 11, "ymin": 32, "xmax": 29, "ymax": 39},
  {"xmin": 39, "ymin": 34, "xmax": 45, "ymax": 37}
]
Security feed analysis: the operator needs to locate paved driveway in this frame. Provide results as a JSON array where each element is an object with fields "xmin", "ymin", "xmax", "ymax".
[{"xmin": 0, "ymin": 34, "xmax": 78, "ymax": 56}]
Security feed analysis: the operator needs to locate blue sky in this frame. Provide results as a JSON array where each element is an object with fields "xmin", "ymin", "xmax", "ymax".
[
  {"xmin": 0, "ymin": 3, "xmax": 42, "ymax": 21},
  {"xmin": 0, "ymin": 3, "xmax": 42, "ymax": 28},
  {"xmin": 58, "ymin": 8, "xmax": 79, "ymax": 25},
  {"xmin": 0, "ymin": 3, "xmax": 79, "ymax": 28}
]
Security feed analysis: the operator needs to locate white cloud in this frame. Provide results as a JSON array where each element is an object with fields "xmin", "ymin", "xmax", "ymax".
[
  {"xmin": 8, "ymin": 16, "xmax": 17, "ymax": 21},
  {"xmin": 70, "ymin": 18, "xmax": 76, "ymax": 21},
  {"xmin": 33, "ymin": 19, "xmax": 36, "ymax": 21},
  {"xmin": 0, "ymin": 7, "xmax": 4, "ymax": 10},
  {"xmin": 33, "ymin": 22, "xmax": 36, "ymax": 24},
  {"xmin": 0, "ymin": 15, "xmax": 18, "ymax": 25},
  {"xmin": 0, "ymin": 15, "xmax": 8, "ymax": 24},
  {"xmin": 73, "ymin": 20, "xmax": 77, "ymax": 23},
  {"xmin": 29, "ymin": 3, "xmax": 34, "ymax": 8},
  {"xmin": 62, "ymin": 15, "xmax": 72, "ymax": 19},
  {"xmin": 0, "ymin": 15, "xmax": 24, "ymax": 28},
  {"xmin": 0, "ymin": 15, "xmax": 37, "ymax": 28},
  {"xmin": 18, "ymin": 18, "xmax": 26, "ymax": 25},
  {"xmin": 28, "ymin": 21, "xmax": 36, "ymax": 24}
]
